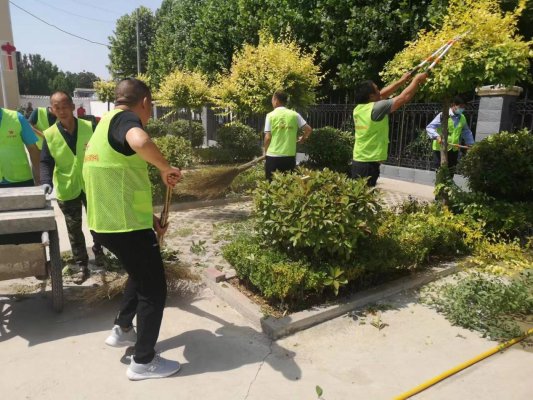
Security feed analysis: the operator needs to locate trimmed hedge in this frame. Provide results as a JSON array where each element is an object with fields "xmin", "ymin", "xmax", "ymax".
[
  {"xmin": 460, "ymin": 129, "xmax": 532, "ymax": 201},
  {"xmin": 302, "ymin": 126, "xmax": 354, "ymax": 173}
]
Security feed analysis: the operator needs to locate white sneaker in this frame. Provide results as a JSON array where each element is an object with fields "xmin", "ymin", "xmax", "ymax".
[
  {"xmin": 127, "ymin": 354, "xmax": 181, "ymax": 381},
  {"xmin": 105, "ymin": 325, "xmax": 137, "ymax": 347}
]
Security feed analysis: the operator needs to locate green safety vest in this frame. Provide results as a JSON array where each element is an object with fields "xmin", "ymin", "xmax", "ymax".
[
  {"xmin": 353, "ymin": 103, "xmax": 389, "ymax": 162},
  {"xmin": 432, "ymin": 113, "xmax": 467, "ymax": 152},
  {"xmin": 34, "ymin": 107, "xmax": 52, "ymax": 150},
  {"xmin": 266, "ymin": 108, "xmax": 299, "ymax": 157},
  {"xmin": 44, "ymin": 119, "xmax": 93, "ymax": 201},
  {"xmin": 0, "ymin": 108, "xmax": 33, "ymax": 183},
  {"xmin": 82, "ymin": 109, "xmax": 153, "ymax": 233}
]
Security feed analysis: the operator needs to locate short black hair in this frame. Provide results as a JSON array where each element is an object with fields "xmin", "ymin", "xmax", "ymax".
[
  {"xmin": 273, "ymin": 90, "xmax": 288, "ymax": 105},
  {"xmin": 115, "ymin": 78, "xmax": 151, "ymax": 107},
  {"xmin": 50, "ymin": 91, "xmax": 73, "ymax": 104},
  {"xmin": 354, "ymin": 80, "xmax": 377, "ymax": 104},
  {"xmin": 452, "ymin": 95, "xmax": 467, "ymax": 106}
]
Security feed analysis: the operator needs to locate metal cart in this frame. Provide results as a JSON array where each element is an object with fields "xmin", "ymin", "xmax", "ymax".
[{"xmin": 0, "ymin": 187, "xmax": 63, "ymax": 312}]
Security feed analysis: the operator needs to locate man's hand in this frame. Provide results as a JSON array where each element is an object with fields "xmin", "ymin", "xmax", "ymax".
[
  {"xmin": 437, "ymin": 136, "xmax": 442, "ymax": 144},
  {"xmin": 297, "ymin": 135, "xmax": 305, "ymax": 144},
  {"xmin": 42, "ymin": 184, "xmax": 52, "ymax": 195},
  {"xmin": 153, "ymin": 214, "xmax": 168, "ymax": 238},
  {"xmin": 400, "ymin": 72, "xmax": 412, "ymax": 83},
  {"xmin": 160, "ymin": 166, "xmax": 181, "ymax": 188},
  {"xmin": 414, "ymin": 72, "xmax": 428, "ymax": 84}
]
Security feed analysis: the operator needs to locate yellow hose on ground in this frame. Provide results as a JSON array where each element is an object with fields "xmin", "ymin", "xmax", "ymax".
[{"xmin": 393, "ymin": 327, "xmax": 533, "ymax": 400}]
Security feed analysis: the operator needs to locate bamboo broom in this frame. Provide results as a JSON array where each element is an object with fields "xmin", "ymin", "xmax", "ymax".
[{"xmin": 175, "ymin": 155, "xmax": 266, "ymax": 200}]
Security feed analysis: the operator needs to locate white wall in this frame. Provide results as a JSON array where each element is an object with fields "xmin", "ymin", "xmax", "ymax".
[{"xmin": 19, "ymin": 95, "xmax": 110, "ymax": 117}]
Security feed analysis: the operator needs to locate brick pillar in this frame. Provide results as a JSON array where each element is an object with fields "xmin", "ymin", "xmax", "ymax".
[{"xmin": 475, "ymin": 85, "xmax": 522, "ymax": 142}]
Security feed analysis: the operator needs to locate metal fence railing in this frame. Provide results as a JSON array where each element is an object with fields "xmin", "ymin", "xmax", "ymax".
[{"xmin": 155, "ymin": 95, "xmax": 533, "ymax": 171}]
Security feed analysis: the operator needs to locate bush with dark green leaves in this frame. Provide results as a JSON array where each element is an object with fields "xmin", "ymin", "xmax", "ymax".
[
  {"xmin": 302, "ymin": 127, "xmax": 354, "ymax": 173},
  {"xmin": 447, "ymin": 188, "xmax": 533, "ymax": 238},
  {"xmin": 222, "ymin": 235, "xmax": 326, "ymax": 304},
  {"xmin": 254, "ymin": 168, "xmax": 381, "ymax": 261},
  {"xmin": 216, "ymin": 122, "xmax": 262, "ymax": 161},
  {"xmin": 460, "ymin": 129, "xmax": 533, "ymax": 201},
  {"xmin": 146, "ymin": 119, "xmax": 205, "ymax": 147},
  {"xmin": 149, "ymin": 135, "xmax": 194, "ymax": 203}
]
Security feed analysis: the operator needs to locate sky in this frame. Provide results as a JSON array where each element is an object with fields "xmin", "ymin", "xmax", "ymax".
[{"xmin": 9, "ymin": 0, "xmax": 162, "ymax": 79}]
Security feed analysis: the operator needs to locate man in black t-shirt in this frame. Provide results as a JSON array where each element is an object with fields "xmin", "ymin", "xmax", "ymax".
[{"xmin": 84, "ymin": 78, "xmax": 182, "ymax": 380}]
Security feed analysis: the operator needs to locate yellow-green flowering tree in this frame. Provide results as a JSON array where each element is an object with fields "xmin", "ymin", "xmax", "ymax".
[
  {"xmin": 93, "ymin": 79, "xmax": 116, "ymax": 111},
  {"xmin": 213, "ymin": 35, "xmax": 321, "ymax": 118},
  {"xmin": 155, "ymin": 69, "xmax": 211, "ymax": 136},
  {"xmin": 381, "ymin": 0, "xmax": 531, "ymax": 173}
]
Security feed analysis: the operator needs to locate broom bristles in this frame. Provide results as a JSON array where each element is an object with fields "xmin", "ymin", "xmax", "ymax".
[
  {"xmin": 81, "ymin": 264, "xmax": 200, "ymax": 304},
  {"xmin": 175, "ymin": 155, "xmax": 266, "ymax": 200},
  {"xmin": 175, "ymin": 166, "xmax": 242, "ymax": 200}
]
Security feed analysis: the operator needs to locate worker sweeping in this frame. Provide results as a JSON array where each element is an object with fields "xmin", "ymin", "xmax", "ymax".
[
  {"xmin": 40, "ymin": 91, "xmax": 105, "ymax": 284},
  {"xmin": 83, "ymin": 78, "xmax": 182, "ymax": 380},
  {"xmin": 426, "ymin": 95, "xmax": 474, "ymax": 177},
  {"xmin": 264, "ymin": 90, "xmax": 313, "ymax": 181}
]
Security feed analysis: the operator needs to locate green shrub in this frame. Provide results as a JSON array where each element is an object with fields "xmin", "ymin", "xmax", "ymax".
[
  {"xmin": 146, "ymin": 119, "xmax": 205, "ymax": 147},
  {"xmin": 168, "ymin": 119, "xmax": 205, "ymax": 148},
  {"xmin": 377, "ymin": 207, "xmax": 470, "ymax": 267},
  {"xmin": 216, "ymin": 122, "xmax": 262, "ymax": 161},
  {"xmin": 222, "ymin": 235, "xmax": 326, "ymax": 304},
  {"xmin": 145, "ymin": 119, "xmax": 167, "ymax": 138},
  {"xmin": 194, "ymin": 147, "xmax": 243, "ymax": 164},
  {"xmin": 150, "ymin": 135, "xmax": 194, "ymax": 203},
  {"xmin": 254, "ymin": 168, "xmax": 381, "ymax": 261},
  {"xmin": 460, "ymin": 129, "xmax": 533, "ymax": 201},
  {"xmin": 303, "ymin": 127, "xmax": 354, "ymax": 173},
  {"xmin": 447, "ymin": 189, "xmax": 533, "ymax": 238}
]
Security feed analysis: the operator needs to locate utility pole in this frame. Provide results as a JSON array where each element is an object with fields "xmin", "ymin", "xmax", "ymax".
[{"xmin": 136, "ymin": 8, "xmax": 141, "ymax": 75}]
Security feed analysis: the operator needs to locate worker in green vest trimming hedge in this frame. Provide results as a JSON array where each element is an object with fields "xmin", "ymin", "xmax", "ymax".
[
  {"xmin": 352, "ymin": 72, "xmax": 427, "ymax": 186},
  {"xmin": 426, "ymin": 95, "xmax": 474, "ymax": 176},
  {"xmin": 0, "ymin": 107, "xmax": 40, "ymax": 188},
  {"xmin": 83, "ymin": 78, "xmax": 182, "ymax": 381},
  {"xmin": 29, "ymin": 106, "xmax": 56, "ymax": 150},
  {"xmin": 264, "ymin": 90, "xmax": 313, "ymax": 181},
  {"xmin": 40, "ymin": 91, "xmax": 105, "ymax": 284}
]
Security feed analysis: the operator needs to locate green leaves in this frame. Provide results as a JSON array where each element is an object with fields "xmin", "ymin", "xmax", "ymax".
[
  {"xmin": 254, "ymin": 168, "xmax": 381, "ymax": 261},
  {"xmin": 381, "ymin": 0, "xmax": 531, "ymax": 100},
  {"xmin": 302, "ymin": 127, "xmax": 354, "ymax": 174},
  {"xmin": 460, "ymin": 129, "xmax": 533, "ymax": 202}
]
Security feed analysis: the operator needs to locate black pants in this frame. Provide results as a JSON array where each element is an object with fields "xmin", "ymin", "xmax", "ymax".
[
  {"xmin": 351, "ymin": 160, "xmax": 380, "ymax": 187},
  {"xmin": 433, "ymin": 150, "xmax": 459, "ymax": 176},
  {"xmin": 265, "ymin": 155, "xmax": 296, "ymax": 181},
  {"xmin": 91, "ymin": 229, "xmax": 167, "ymax": 364}
]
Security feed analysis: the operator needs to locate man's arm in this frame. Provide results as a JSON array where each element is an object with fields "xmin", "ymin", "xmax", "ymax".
[
  {"xmin": 39, "ymin": 139, "xmax": 55, "ymax": 186},
  {"xmin": 26, "ymin": 144, "xmax": 41, "ymax": 185},
  {"xmin": 390, "ymin": 73, "xmax": 428, "ymax": 113},
  {"xmin": 380, "ymin": 72, "xmax": 411, "ymax": 99},
  {"xmin": 264, "ymin": 132, "xmax": 272, "ymax": 155},
  {"xmin": 125, "ymin": 127, "xmax": 181, "ymax": 187},
  {"xmin": 426, "ymin": 113, "xmax": 442, "ymax": 142},
  {"xmin": 297, "ymin": 124, "xmax": 312, "ymax": 144}
]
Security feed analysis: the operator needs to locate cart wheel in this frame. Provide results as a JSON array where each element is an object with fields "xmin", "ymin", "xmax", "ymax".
[{"xmin": 49, "ymin": 228, "xmax": 64, "ymax": 312}]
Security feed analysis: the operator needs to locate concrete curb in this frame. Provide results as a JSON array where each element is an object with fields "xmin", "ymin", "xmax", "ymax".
[{"xmin": 203, "ymin": 263, "xmax": 459, "ymax": 339}]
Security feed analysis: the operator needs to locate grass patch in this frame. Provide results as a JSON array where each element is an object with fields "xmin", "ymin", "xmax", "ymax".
[{"xmin": 421, "ymin": 270, "xmax": 533, "ymax": 341}]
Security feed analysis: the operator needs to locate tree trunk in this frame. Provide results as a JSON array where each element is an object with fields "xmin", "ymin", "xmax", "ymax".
[
  {"xmin": 435, "ymin": 99, "xmax": 452, "ymax": 205},
  {"xmin": 188, "ymin": 107, "xmax": 193, "ymax": 143},
  {"xmin": 107, "ymin": 101, "xmax": 110, "ymax": 111},
  {"xmin": 440, "ymin": 99, "xmax": 450, "ymax": 167}
]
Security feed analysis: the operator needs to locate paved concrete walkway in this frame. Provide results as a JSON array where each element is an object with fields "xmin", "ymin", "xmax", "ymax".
[{"xmin": 1, "ymin": 179, "xmax": 531, "ymax": 399}]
